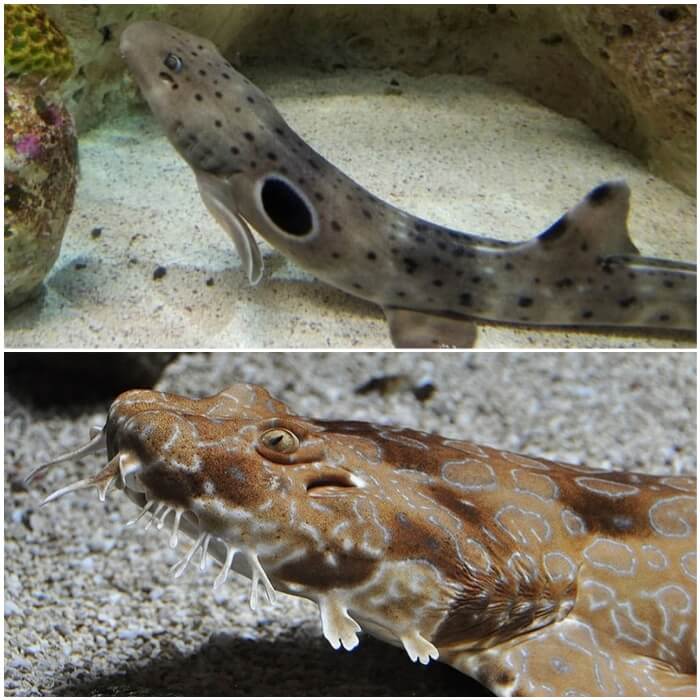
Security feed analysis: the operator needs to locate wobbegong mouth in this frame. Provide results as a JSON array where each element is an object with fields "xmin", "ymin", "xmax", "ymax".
[{"xmin": 26, "ymin": 429, "xmax": 277, "ymax": 611}]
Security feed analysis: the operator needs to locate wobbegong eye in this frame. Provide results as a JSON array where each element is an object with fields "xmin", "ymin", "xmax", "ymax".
[
  {"xmin": 259, "ymin": 428, "xmax": 299, "ymax": 454},
  {"xmin": 164, "ymin": 53, "xmax": 183, "ymax": 73}
]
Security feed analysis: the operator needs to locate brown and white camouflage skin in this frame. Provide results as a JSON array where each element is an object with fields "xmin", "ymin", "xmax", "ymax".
[{"xmin": 29, "ymin": 384, "xmax": 696, "ymax": 696}]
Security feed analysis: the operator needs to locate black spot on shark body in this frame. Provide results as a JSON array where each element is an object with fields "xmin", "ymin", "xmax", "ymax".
[
  {"xmin": 599, "ymin": 258, "xmax": 618, "ymax": 275},
  {"xmin": 588, "ymin": 183, "xmax": 613, "ymax": 205},
  {"xmin": 403, "ymin": 257, "xmax": 418, "ymax": 274},
  {"xmin": 518, "ymin": 296, "xmax": 533, "ymax": 308},
  {"xmin": 459, "ymin": 293, "xmax": 472, "ymax": 307}
]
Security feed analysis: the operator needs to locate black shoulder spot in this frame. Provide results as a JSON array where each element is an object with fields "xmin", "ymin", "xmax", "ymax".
[{"xmin": 260, "ymin": 177, "xmax": 313, "ymax": 236}]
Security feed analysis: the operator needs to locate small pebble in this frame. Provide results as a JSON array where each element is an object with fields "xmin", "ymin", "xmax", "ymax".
[
  {"xmin": 118, "ymin": 628, "xmax": 144, "ymax": 640},
  {"xmin": 4, "ymin": 600, "xmax": 23, "ymax": 617}
]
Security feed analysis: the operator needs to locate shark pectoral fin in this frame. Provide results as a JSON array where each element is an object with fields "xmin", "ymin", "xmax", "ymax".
[
  {"xmin": 449, "ymin": 619, "xmax": 698, "ymax": 696},
  {"xmin": 385, "ymin": 308, "xmax": 478, "ymax": 348},
  {"xmin": 195, "ymin": 172, "xmax": 263, "ymax": 285},
  {"xmin": 534, "ymin": 180, "xmax": 640, "ymax": 257}
]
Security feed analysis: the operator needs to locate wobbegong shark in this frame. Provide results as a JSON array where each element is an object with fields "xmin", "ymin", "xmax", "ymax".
[
  {"xmin": 120, "ymin": 21, "xmax": 696, "ymax": 347},
  {"xmin": 27, "ymin": 384, "xmax": 697, "ymax": 695}
]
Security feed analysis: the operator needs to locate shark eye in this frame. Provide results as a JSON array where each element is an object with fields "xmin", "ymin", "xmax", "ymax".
[
  {"xmin": 164, "ymin": 53, "xmax": 183, "ymax": 73},
  {"xmin": 259, "ymin": 428, "xmax": 299, "ymax": 454}
]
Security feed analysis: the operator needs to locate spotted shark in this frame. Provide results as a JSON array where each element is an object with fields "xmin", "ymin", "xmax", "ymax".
[{"xmin": 120, "ymin": 21, "xmax": 696, "ymax": 347}]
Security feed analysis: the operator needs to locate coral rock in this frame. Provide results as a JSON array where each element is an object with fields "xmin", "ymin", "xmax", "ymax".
[
  {"xmin": 4, "ymin": 81, "xmax": 78, "ymax": 309},
  {"xmin": 4, "ymin": 4, "xmax": 75, "ymax": 86}
]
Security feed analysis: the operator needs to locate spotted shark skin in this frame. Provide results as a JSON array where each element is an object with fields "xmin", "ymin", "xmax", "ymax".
[
  {"xmin": 119, "ymin": 21, "xmax": 696, "ymax": 348},
  {"xmin": 28, "ymin": 384, "xmax": 696, "ymax": 696}
]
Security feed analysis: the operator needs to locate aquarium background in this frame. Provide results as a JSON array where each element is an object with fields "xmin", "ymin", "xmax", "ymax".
[{"xmin": 5, "ymin": 5, "xmax": 696, "ymax": 349}]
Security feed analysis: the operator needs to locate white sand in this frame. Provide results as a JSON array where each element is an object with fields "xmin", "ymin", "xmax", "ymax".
[
  {"xmin": 4, "ymin": 68, "xmax": 696, "ymax": 349},
  {"xmin": 4, "ymin": 352, "xmax": 696, "ymax": 695}
]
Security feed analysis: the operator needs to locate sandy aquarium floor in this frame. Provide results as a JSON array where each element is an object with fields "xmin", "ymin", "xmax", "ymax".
[
  {"xmin": 4, "ymin": 66, "xmax": 697, "ymax": 349},
  {"xmin": 4, "ymin": 352, "xmax": 697, "ymax": 695}
]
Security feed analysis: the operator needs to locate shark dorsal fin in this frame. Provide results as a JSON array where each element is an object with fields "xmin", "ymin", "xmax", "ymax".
[{"xmin": 531, "ymin": 181, "xmax": 640, "ymax": 257}]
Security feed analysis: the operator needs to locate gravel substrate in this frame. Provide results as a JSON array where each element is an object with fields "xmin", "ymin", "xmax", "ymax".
[{"xmin": 4, "ymin": 351, "xmax": 696, "ymax": 695}]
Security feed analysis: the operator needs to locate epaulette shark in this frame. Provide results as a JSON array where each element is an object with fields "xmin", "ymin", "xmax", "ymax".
[{"xmin": 120, "ymin": 21, "xmax": 696, "ymax": 347}]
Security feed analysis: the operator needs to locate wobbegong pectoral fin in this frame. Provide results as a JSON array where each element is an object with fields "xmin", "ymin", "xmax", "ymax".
[
  {"xmin": 385, "ymin": 307, "xmax": 478, "ymax": 348},
  {"xmin": 196, "ymin": 172, "xmax": 263, "ymax": 285}
]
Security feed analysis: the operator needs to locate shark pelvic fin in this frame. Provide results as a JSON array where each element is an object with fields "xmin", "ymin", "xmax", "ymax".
[{"xmin": 385, "ymin": 308, "xmax": 478, "ymax": 348}]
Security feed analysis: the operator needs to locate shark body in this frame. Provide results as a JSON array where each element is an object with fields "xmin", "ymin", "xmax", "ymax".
[
  {"xmin": 28, "ymin": 384, "xmax": 697, "ymax": 695},
  {"xmin": 120, "ymin": 21, "xmax": 696, "ymax": 347}
]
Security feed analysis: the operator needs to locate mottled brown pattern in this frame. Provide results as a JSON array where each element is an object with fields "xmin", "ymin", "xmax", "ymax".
[
  {"xmin": 275, "ymin": 550, "xmax": 377, "ymax": 590},
  {"xmin": 34, "ymin": 384, "xmax": 696, "ymax": 697}
]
